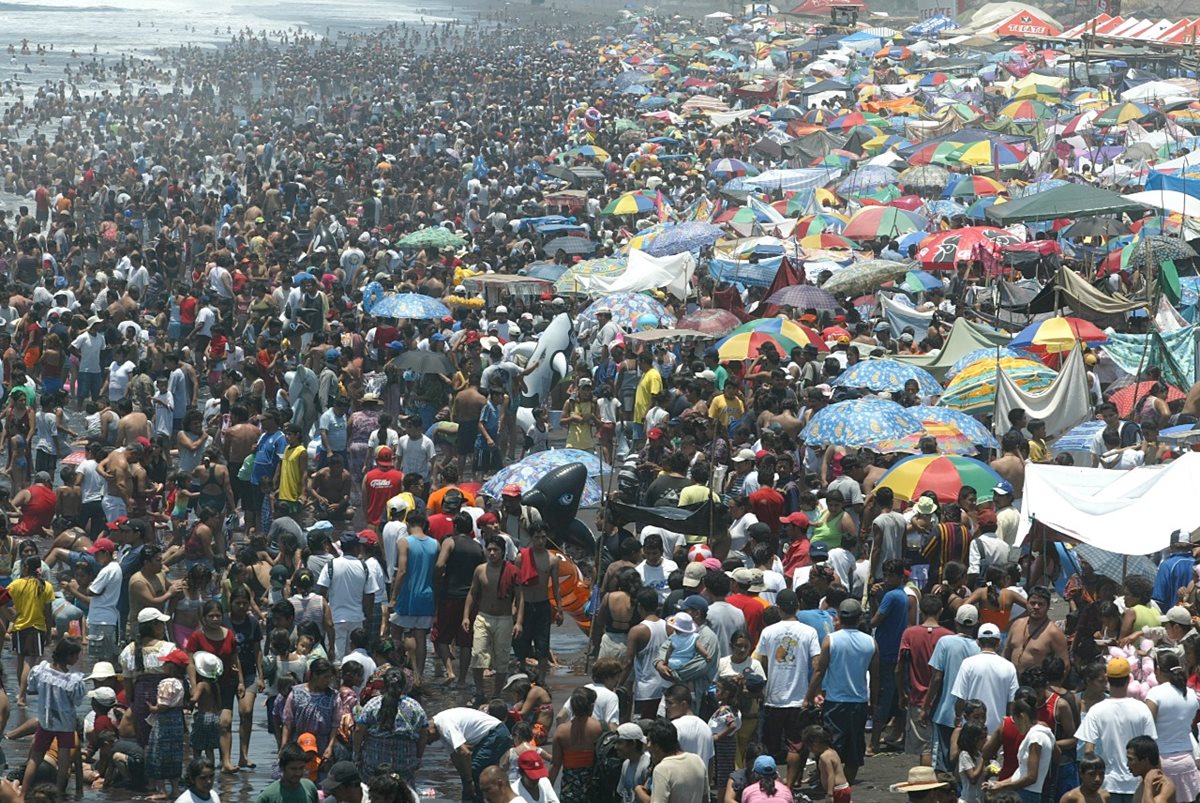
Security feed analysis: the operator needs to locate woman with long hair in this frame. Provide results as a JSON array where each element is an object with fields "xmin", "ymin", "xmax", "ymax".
[
  {"xmin": 184, "ymin": 601, "xmax": 244, "ymax": 774},
  {"xmin": 592, "ymin": 567, "xmax": 640, "ymax": 662},
  {"xmin": 118, "ymin": 606, "xmax": 177, "ymax": 747},
  {"xmin": 964, "ymin": 564, "xmax": 1027, "ymax": 633},
  {"xmin": 1146, "ymin": 650, "xmax": 1200, "ymax": 801},
  {"xmin": 280, "ymin": 657, "xmax": 342, "ymax": 767},
  {"xmin": 289, "ymin": 569, "xmax": 329, "ymax": 642},
  {"xmin": 22, "ymin": 637, "xmax": 85, "ymax": 796},
  {"xmin": 354, "ymin": 668, "xmax": 428, "ymax": 781},
  {"xmin": 8, "ymin": 556, "xmax": 56, "ymax": 707},
  {"xmin": 983, "ymin": 698, "xmax": 1054, "ymax": 803},
  {"xmin": 172, "ymin": 563, "xmax": 212, "ymax": 645},
  {"xmin": 176, "ymin": 757, "xmax": 219, "ymax": 803}
]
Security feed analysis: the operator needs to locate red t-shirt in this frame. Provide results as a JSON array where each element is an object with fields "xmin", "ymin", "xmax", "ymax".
[
  {"xmin": 749, "ymin": 487, "xmax": 785, "ymax": 536},
  {"xmin": 185, "ymin": 627, "xmax": 238, "ymax": 685},
  {"xmin": 363, "ymin": 468, "xmax": 404, "ymax": 525},
  {"xmin": 180, "ymin": 296, "xmax": 198, "ymax": 325},
  {"xmin": 897, "ymin": 624, "xmax": 952, "ymax": 706},
  {"xmin": 728, "ymin": 593, "xmax": 766, "ymax": 645},
  {"xmin": 427, "ymin": 513, "xmax": 454, "ymax": 541}
]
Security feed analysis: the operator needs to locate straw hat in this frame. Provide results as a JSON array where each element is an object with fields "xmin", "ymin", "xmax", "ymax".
[{"xmin": 889, "ymin": 767, "xmax": 949, "ymax": 793}]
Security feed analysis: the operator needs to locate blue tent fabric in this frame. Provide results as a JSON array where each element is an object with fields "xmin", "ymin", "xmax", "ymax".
[
  {"xmin": 708, "ymin": 255, "xmax": 783, "ymax": 287},
  {"xmin": 1104, "ymin": 326, "xmax": 1197, "ymax": 388}
]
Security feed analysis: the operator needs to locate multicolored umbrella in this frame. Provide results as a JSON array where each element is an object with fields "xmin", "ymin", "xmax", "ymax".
[
  {"xmin": 899, "ymin": 164, "xmax": 951, "ymax": 192},
  {"xmin": 578, "ymin": 292, "xmax": 676, "ymax": 332},
  {"xmin": 916, "ymin": 227, "xmax": 1023, "ymax": 269},
  {"xmin": 716, "ymin": 330, "xmax": 802, "ymax": 360},
  {"xmin": 830, "ymin": 359, "xmax": 942, "ymax": 396},
  {"xmin": 676, "ymin": 308, "xmax": 742, "ymax": 337},
  {"xmin": 480, "ymin": 449, "xmax": 611, "ymax": 507},
  {"xmin": 1107, "ymin": 381, "xmax": 1186, "ymax": 418},
  {"xmin": 764, "ymin": 284, "xmax": 840, "ymax": 310},
  {"xmin": 874, "ymin": 421, "xmax": 978, "ymax": 456},
  {"xmin": 800, "ymin": 397, "xmax": 923, "ymax": 447},
  {"xmin": 1101, "ymin": 236, "xmax": 1197, "ymax": 272},
  {"xmin": 1009, "ymin": 316, "xmax": 1109, "ymax": 354},
  {"xmin": 799, "ymin": 233, "xmax": 862, "ymax": 251},
  {"xmin": 945, "ymin": 347, "xmax": 1034, "ymax": 381},
  {"xmin": 794, "ymin": 213, "xmax": 849, "ymax": 237},
  {"xmin": 368, "ymin": 293, "xmax": 451, "ymax": 320},
  {"xmin": 874, "ymin": 454, "xmax": 1005, "ymax": 504},
  {"xmin": 397, "ymin": 227, "xmax": 466, "ymax": 250},
  {"xmin": 910, "ymin": 405, "xmax": 999, "ymax": 449},
  {"xmin": 563, "ymin": 144, "xmax": 611, "ymax": 162},
  {"xmin": 939, "ymin": 357, "xmax": 1058, "ymax": 413},
  {"xmin": 998, "ymin": 99, "xmax": 1054, "ymax": 122},
  {"xmin": 728, "ymin": 318, "xmax": 828, "ymax": 350},
  {"xmin": 952, "ymin": 140, "xmax": 1027, "ymax": 169},
  {"xmin": 907, "ymin": 141, "xmax": 966, "ymax": 167},
  {"xmin": 708, "ymin": 158, "xmax": 758, "ymax": 179},
  {"xmin": 948, "ymin": 176, "xmax": 1007, "ymax": 199},
  {"xmin": 822, "ymin": 259, "xmax": 912, "ymax": 294},
  {"xmin": 1094, "ymin": 101, "xmax": 1155, "ymax": 127},
  {"xmin": 843, "ymin": 207, "xmax": 926, "ymax": 240},
  {"xmin": 555, "ymin": 256, "xmax": 627, "ymax": 295},
  {"xmin": 602, "ymin": 190, "xmax": 659, "ymax": 216},
  {"xmin": 633, "ymin": 221, "xmax": 725, "ymax": 256}
]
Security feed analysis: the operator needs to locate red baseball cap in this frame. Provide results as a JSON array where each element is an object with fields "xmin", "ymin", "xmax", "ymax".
[
  {"xmin": 375, "ymin": 446, "xmax": 394, "ymax": 466},
  {"xmin": 780, "ymin": 512, "xmax": 811, "ymax": 528},
  {"xmin": 478, "ymin": 512, "xmax": 499, "ymax": 526},
  {"xmin": 517, "ymin": 750, "xmax": 548, "ymax": 780},
  {"xmin": 161, "ymin": 649, "xmax": 190, "ymax": 666},
  {"xmin": 357, "ymin": 529, "xmax": 379, "ymax": 546},
  {"xmin": 647, "ymin": 427, "xmax": 664, "ymax": 440},
  {"xmin": 502, "ymin": 483, "xmax": 523, "ymax": 498},
  {"xmin": 88, "ymin": 537, "xmax": 117, "ymax": 554},
  {"xmin": 755, "ymin": 449, "xmax": 770, "ymax": 460}
]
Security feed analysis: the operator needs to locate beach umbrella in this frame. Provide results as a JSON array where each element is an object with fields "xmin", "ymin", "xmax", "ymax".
[
  {"xmin": 676, "ymin": 309, "xmax": 742, "ymax": 337},
  {"xmin": 728, "ymin": 318, "xmax": 828, "ymax": 350},
  {"xmin": 902, "ymin": 270, "xmax": 943, "ymax": 293},
  {"xmin": 716, "ymin": 330, "xmax": 803, "ymax": 360},
  {"xmin": 1059, "ymin": 110, "xmax": 1099, "ymax": 136},
  {"xmin": 1095, "ymin": 101, "xmax": 1155, "ymax": 127},
  {"xmin": 838, "ymin": 165, "xmax": 899, "ymax": 193},
  {"xmin": 874, "ymin": 46, "xmax": 913, "ymax": 61},
  {"xmin": 1107, "ymin": 381, "xmax": 1186, "ymax": 418},
  {"xmin": 830, "ymin": 359, "xmax": 943, "ymax": 396},
  {"xmin": 907, "ymin": 141, "xmax": 966, "ymax": 167},
  {"xmin": 910, "ymin": 405, "xmax": 999, "ymax": 449},
  {"xmin": 999, "ymin": 99, "xmax": 1054, "ymax": 122},
  {"xmin": 397, "ymin": 227, "xmax": 466, "ymax": 250},
  {"xmin": 794, "ymin": 213, "xmax": 849, "ymax": 237},
  {"xmin": 964, "ymin": 197, "xmax": 1002, "ymax": 221},
  {"xmin": 578, "ymin": 293, "xmax": 676, "ymax": 332},
  {"xmin": 916, "ymin": 227, "xmax": 1023, "ymax": 269},
  {"xmin": 945, "ymin": 347, "xmax": 1034, "ymax": 381},
  {"xmin": 480, "ymin": 450, "xmax": 611, "ymax": 508},
  {"xmin": 922, "ymin": 200, "xmax": 968, "ymax": 220},
  {"xmin": 1060, "ymin": 218, "xmax": 1131, "ymax": 239},
  {"xmin": 822, "ymin": 259, "xmax": 912, "ymax": 294},
  {"xmin": 952, "ymin": 141, "xmax": 1027, "ymax": 169},
  {"xmin": 948, "ymin": 176, "xmax": 1007, "ymax": 199},
  {"xmin": 899, "ymin": 164, "xmax": 951, "ymax": 192},
  {"xmin": 874, "ymin": 454, "xmax": 1005, "ymax": 504},
  {"xmin": 801, "ymin": 397, "xmax": 923, "ymax": 447},
  {"xmin": 799, "ymin": 233, "xmax": 862, "ymax": 251},
  {"xmin": 830, "ymin": 111, "xmax": 888, "ymax": 131},
  {"xmin": 554, "ymin": 256, "xmax": 627, "ymax": 295},
  {"xmin": 939, "ymin": 357, "xmax": 1058, "ymax": 414},
  {"xmin": 764, "ymin": 284, "xmax": 840, "ymax": 310},
  {"xmin": 602, "ymin": 190, "xmax": 658, "ymax": 216},
  {"xmin": 843, "ymin": 207, "xmax": 926, "ymax": 240},
  {"xmin": 368, "ymin": 293, "xmax": 451, "ymax": 320},
  {"xmin": 1104, "ymin": 236, "xmax": 1197, "ymax": 272},
  {"xmin": 393, "ymin": 349, "xmax": 455, "ymax": 375},
  {"xmin": 708, "ymin": 158, "xmax": 759, "ymax": 179},
  {"xmin": 874, "ymin": 421, "xmax": 978, "ymax": 456},
  {"xmin": 635, "ymin": 221, "xmax": 725, "ymax": 256},
  {"xmin": 1009, "ymin": 316, "xmax": 1109, "ymax": 355},
  {"xmin": 1051, "ymin": 420, "xmax": 1106, "ymax": 456},
  {"xmin": 563, "ymin": 144, "xmax": 611, "ymax": 162}
]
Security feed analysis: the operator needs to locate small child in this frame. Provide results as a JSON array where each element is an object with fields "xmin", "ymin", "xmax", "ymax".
[
  {"xmin": 166, "ymin": 472, "xmax": 198, "ymax": 529},
  {"xmin": 146, "ymin": 650, "xmax": 188, "ymax": 800},
  {"xmin": 22, "ymin": 638, "xmax": 87, "ymax": 795},
  {"xmin": 804, "ymin": 725, "xmax": 850, "ymax": 803},
  {"xmin": 708, "ymin": 676, "xmax": 741, "ymax": 794},
  {"xmin": 524, "ymin": 408, "xmax": 551, "ymax": 455},
  {"xmin": 595, "ymin": 384, "xmax": 620, "ymax": 461},
  {"xmin": 950, "ymin": 698, "xmax": 988, "ymax": 770},
  {"xmin": 502, "ymin": 721, "xmax": 550, "ymax": 785},
  {"xmin": 956, "ymin": 721, "xmax": 987, "ymax": 803},
  {"xmin": 55, "ymin": 465, "xmax": 82, "ymax": 525},
  {"xmin": 152, "ymin": 375, "xmax": 175, "ymax": 437},
  {"xmin": 663, "ymin": 612, "xmax": 711, "ymax": 674},
  {"xmin": 190, "ymin": 651, "xmax": 223, "ymax": 763},
  {"xmin": 1060, "ymin": 755, "xmax": 1109, "ymax": 803}
]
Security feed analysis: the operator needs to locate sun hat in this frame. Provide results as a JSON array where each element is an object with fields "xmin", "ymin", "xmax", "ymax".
[
  {"xmin": 86, "ymin": 661, "xmax": 117, "ymax": 680},
  {"xmin": 914, "ymin": 497, "xmax": 938, "ymax": 515},
  {"xmin": 137, "ymin": 608, "xmax": 170, "ymax": 624},
  {"xmin": 193, "ymin": 651, "xmax": 224, "ymax": 680},
  {"xmin": 890, "ymin": 767, "xmax": 949, "ymax": 793},
  {"xmin": 748, "ymin": 569, "xmax": 767, "ymax": 593},
  {"xmin": 668, "ymin": 612, "xmax": 697, "ymax": 635}
]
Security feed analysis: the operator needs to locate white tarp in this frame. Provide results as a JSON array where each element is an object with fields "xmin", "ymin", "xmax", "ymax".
[
  {"xmin": 1124, "ymin": 189, "xmax": 1200, "ymax": 218},
  {"xmin": 576, "ymin": 249, "xmax": 696, "ymax": 299},
  {"xmin": 993, "ymin": 344, "xmax": 1090, "ymax": 440},
  {"xmin": 1015, "ymin": 451, "xmax": 1200, "ymax": 551}
]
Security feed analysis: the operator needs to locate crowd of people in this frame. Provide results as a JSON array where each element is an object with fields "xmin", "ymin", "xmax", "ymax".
[{"xmin": 0, "ymin": 5, "xmax": 1197, "ymax": 803}]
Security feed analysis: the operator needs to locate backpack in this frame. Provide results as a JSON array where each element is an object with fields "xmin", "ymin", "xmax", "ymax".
[{"xmin": 589, "ymin": 729, "xmax": 625, "ymax": 803}]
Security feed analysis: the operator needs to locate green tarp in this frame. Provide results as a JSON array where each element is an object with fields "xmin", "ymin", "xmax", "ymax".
[
  {"xmin": 986, "ymin": 184, "xmax": 1151, "ymax": 224},
  {"xmin": 893, "ymin": 317, "xmax": 1012, "ymax": 380}
]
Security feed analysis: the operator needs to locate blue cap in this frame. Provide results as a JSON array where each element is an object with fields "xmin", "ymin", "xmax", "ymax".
[
  {"xmin": 992, "ymin": 480, "xmax": 1014, "ymax": 496},
  {"xmin": 752, "ymin": 755, "xmax": 777, "ymax": 777},
  {"xmin": 430, "ymin": 333, "xmax": 448, "ymax": 342},
  {"xmin": 809, "ymin": 540, "xmax": 829, "ymax": 559},
  {"xmin": 388, "ymin": 340, "xmax": 405, "ymax": 351},
  {"xmin": 325, "ymin": 348, "xmax": 341, "ymax": 361},
  {"xmin": 680, "ymin": 594, "xmax": 709, "ymax": 614},
  {"xmin": 874, "ymin": 321, "xmax": 891, "ymax": 332}
]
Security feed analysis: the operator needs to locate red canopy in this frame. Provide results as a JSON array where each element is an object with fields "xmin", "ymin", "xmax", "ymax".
[{"xmin": 994, "ymin": 10, "xmax": 1061, "ymax": 37}]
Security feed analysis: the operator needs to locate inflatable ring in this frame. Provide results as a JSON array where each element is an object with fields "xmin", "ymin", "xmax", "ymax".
[
  {"xmin": 583, "ymin": 107, "xmax": 602, "ymax": 131},
  {"xmin": 636, "ymin": 313, "xmax": 660, "ymax": 331},
  {"xmin": 362, "ymin": 281, "xmax": 384, "ymax": 314}
]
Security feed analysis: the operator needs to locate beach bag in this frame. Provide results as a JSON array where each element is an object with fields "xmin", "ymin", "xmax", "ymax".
[{"xmin": 589, "ymin": 729, "xmax": 625, "ymax": 803}]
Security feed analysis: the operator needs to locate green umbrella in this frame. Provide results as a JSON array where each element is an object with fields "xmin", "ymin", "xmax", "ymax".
[
  {"xmin": 398, "ymin": 227, "xmax": 466, "ymax": 250},
  {"xmin": 821, "ymin": 259, "xmax": 912, "ymax": 295}
]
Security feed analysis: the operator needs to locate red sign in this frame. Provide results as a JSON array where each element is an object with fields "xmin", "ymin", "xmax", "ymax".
[{"xmin": 993, "ymin": 10, "xmax": 1062, "ymax": 37}]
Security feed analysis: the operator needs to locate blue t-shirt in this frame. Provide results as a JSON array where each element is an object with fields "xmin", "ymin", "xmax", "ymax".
[
  {"xmin": 824, "ymin": 628, "xmax": 877, "ymax": 704},
  {"xmin": 797, "ymin": 609, "xmax": 837, "ymax": 641},
  {"xmin": 1153, "ymin": 553, "xmax": 1195, "ymax": 610},
  {"xmin": 251, "ymin": 430, "xmax": 287, "ymax": 484},
  {"xmin": 928, "ymin": 634, "xmax": 982, "ymax": 728},
  {"xmin": 874, "ymin": 587, "xmax": 910, "ymax": 662}
]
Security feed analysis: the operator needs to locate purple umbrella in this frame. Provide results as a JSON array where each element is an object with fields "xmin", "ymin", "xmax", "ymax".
[{"xmin": 765, "ymin": 284, "xmax": 840, "ymax": 310}]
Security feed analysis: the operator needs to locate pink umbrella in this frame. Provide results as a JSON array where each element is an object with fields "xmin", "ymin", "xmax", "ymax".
[
  {"xmin": 677, "ymin": 309, "xmax": 742, "ymax": 337},
  {"xmin": 62, "ymin": 451, "xmax": 86, "ymax": 466}
]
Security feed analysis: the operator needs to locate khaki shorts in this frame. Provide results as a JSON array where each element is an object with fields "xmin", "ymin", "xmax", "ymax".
[
  {"xmin": 906, "ymin": 704, "xmax": 932, "ymax": 756},
  {"xmin": 471, "ymin": 612, "xmax": 514, "ymax": 671}
]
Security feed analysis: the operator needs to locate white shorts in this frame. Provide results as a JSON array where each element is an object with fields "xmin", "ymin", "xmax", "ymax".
[
  {"xmin": 332, "ymin": 620, "xmax": 363, "ymax": 660},
  {"xmin": 101, "ymin": 495, "xmax": 127, "ymax": 522},
  {"xmin": 390, "ymin": 613, "xmax": 434, "ymax": 630}
]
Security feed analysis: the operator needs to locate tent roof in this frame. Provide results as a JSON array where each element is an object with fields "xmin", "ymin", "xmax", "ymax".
[
  {"xmin": 985, "ymin": 183, "xmax": 1150, "ymax": 224},
  {"xmin": 892, "ymin": 317, "xmax": 1011, "ymax": 379}
]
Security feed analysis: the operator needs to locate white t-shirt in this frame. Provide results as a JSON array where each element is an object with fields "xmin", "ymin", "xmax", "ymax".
[
  {"xmin": 640, "ymin": 526, "xmax": 684, "ymax": 557},
  {"xmin": 756, "ymin": 619, "xmax": 821, "ymax": 708},
  {"xmin": 672, "ymin": 713, "xmax": 715, "ymax": 765},
  {"xmin": 1073, "ymin": 697, "xmax": 1158, "ymax": 794},
  {"xmin": 562, "ymin": 682, "xmax": 620, "ymax": 726},
  {"xmin": 316, "ymin": 555, "xmax": 381, "ymax": 623},
  {"xmin": 636, "ymin": 558, "xmax": 679, "ymax": 602},
  {"xmin": 396, "ymin": 434, "xmax": 435, "ymax": 477},
  {"xmin": 1016, "ymin": 722, "xmax": 1055, "ymax": 793},
  {"xmin": 513, "ymin": 777, "xmax": 559, "ymax": 803},
  {"xmin": 72, "ymin": 331, "xmax": 105, "ymax": 373},
  {"xmin": 381, "ymin": 521, "xmax": 406, "ymax": 580},
  {"xmin": 108, "ymin": 360, "xmax": 136, "ymax": 401},
  {"xmin": 758, "ymin": 569, "xmax": 787, "ymax": 605},
  {"xmin": 87, "ymin": 560, "xmax": 123, "ymax": 626},
  {"xmin": 195, "ymin": 306, "xmax": 216, "ymax": 337},
  {"xmin": 1146, "ymin": 684, "xmax": 1198, "ymax": 755},
  {"xmin": 950, "ymin": 651, "xmax": 1019, "ymax": 733},
  {"xmin": 173, "ymin": 790, "xmax": 221, "ymax": 803},
  {"xmin": 433, "ymin": 708, "xmax": 503, "ymax": 750},
  {"xmin": 729, "ymin": 513, "xmax": 759, "ymax": 553}
]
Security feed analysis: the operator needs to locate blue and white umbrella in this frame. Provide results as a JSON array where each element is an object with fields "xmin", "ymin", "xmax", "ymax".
[
  {"xmin": 368, "ymin": 292, "xmax": 451, "ymax": 320},
  {"xmin": 480, "ymin": 449, "xmax": 612, "ymax": 508},
  {"xmin": 639, "ymin": 221, "xmax": 726, "ymax": 256},
  {"xmin": 801, "ymin": 397, "xmax": 923, "ymax": 447},
  {"xmin": 578, "ymin": 293, "xmax": 676, "ymax": 333},
  {"xmin": 831, "ymin": 359, "xmax": 943, "ymax": 396},
  {"xmin": 945, "ymin": 347, "xmax": 1035, "ymax": 381}
]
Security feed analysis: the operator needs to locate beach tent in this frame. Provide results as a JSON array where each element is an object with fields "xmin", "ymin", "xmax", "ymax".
[
  {"xmin": 985, "ymin": 184, "xmax": 1151, "ymax": 224},
  {"xmin": 1104, "ymin": 326, "xmax": 1197, "ymax": 388},
  {"xmin": 574, "ymin": 249, "xmax": 696, "ymax": 299},
  {"xmin": 892, "ymin": 317, "xmax": 1012, "ymax": 380},
  {"xmin": 993, "ymin": 344, "xmax": 1090, "ymax": 439},
  {"xmin": 1015, "ymin": 452, "xmax": 1200, "ymax": 551}
]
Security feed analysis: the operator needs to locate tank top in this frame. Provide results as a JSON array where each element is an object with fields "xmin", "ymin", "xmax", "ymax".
[
  {"xmin": 1131, "ymin": 604, "xmax": 1159, "ymax": 632},
  {"xmin": 1000, "ymin": 716, "xmax": 1020, "ymax": 780},
  {"xmin": 811, "ymin": 510, "xmax": 846, "ymax": 547},
  {"xmin": 395, "ymin": 534, "xmax": 438, "ymax": 618},
  {"xmin": 824, "ymin": 628, "xmax": 876, "ymax": 703},
  {"xmin": 443, "ymin": 534, "xmax": 483, "ymax": 600},
  {"xmin": 278, "ymin": 445, "xmax": 306, "ymax": 503},
  {"xmin": 15, "ymin": 485, "xmax": 56, "ymax": 536},
  {"xmin": 634, "ymin": 618, "xmax": 669, "ymax": 702}
]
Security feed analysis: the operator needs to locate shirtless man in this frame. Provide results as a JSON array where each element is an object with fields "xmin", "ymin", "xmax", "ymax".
[
  {"xmin": 222, "ymin": 405, "xmax": 260, "ymax": 530},
  {"xmin": 514, "ymin": 523, "xmax": 562, "ymax": 686},
  {"xmin": 989, "ymin": 431, "xmax": 1026, "ymax": 502},
  {"xmin": 1003, "ymin": 586, "xmax": 1069, "ymax": 674},
  {"xmin": 126, "ymin": 544, "xmax": 182, "ymax": 636},
  {"xmin": 453, "ymin": 377, "xmax": 487, "ymax": 480},
  {"xmin": 757, "ymin": 397, "xmax": 804, "ymax": 439},
  {"xmin": 97, "ymin": 442, "xmax": 142, "ymax": 522},
  {"xmin": 462, "ymin": 534, "xmax": 523, "ymax": 700},
  {"xmin": 115, "ymin": 399, "xmax": 150, "ymax": 447},
  {"xmin": 307, "ymin": 454, "xmax": 355, "ymax": 521}
]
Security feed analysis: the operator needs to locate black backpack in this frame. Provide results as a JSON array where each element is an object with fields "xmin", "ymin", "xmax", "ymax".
[{"xmin": 589, "ymin": 729, "xmax": 625, "ymax": 803}]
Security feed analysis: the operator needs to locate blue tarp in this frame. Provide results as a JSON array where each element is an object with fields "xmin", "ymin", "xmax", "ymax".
[
  {"xmin": 707, "ymin": 255, "xmax": 783, "ymax": 287},
  {"xmin": 907, "ymin": 15, "xmax": 959, "ymax": 36},
  {"xmin": 1104, "ymin": 326, "xmax": 1197, "ymax": 388},
  {"xmin": 726, "ymin": 167, "xmax": 842, "ymax": 193}
]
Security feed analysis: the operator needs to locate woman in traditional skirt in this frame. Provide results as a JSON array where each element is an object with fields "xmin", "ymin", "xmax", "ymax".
[
  {"xmin": 145, "ymin": 651, "xmax": 189, "ymax": 799},
  {"xmin": 117, "ymin": 608, "xmax": 177, "ymax": 748}
]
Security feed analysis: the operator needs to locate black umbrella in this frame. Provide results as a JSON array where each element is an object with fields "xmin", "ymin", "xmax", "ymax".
[
  {"xmin": 1060, "ymin": 218, "xmax": 1131, "ymax": 239},
  {"xmin": 393, "ymin": 350, "xmax": 454, "ymax": 375},
  {"xmin": 543, "ymin": 236, "xmax": 597, "ymax": 256}
]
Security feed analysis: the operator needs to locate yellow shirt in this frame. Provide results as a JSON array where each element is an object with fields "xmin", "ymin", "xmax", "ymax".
[
  {"xmin": 678, "ymin": 485, "xmax": 719, "ymax": 506},
  {"xmin": 278, "ymin": 444, "xmax": 307, "ymax": 503},
  {"xmin": 1028, "ymin": 438, "xmax": 1049, "ymax": 463},
  {"xmin": 707, "ymin": 394, "xmax": 745, "ymax": 431},
  {"xmin": 634, "ymin": 367, "xmax": 663, "ymax": 424},
  {"xmin": 9, "ymin": 576, "xmax": 54, "ymax": 631}
]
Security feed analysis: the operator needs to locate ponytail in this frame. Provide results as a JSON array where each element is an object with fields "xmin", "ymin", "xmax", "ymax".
[
  {"xmin": 1158, "ymin": 651, "xmax": 1189, "ymax": 696},
  {"xmin": 759, "ymin": 777, "xmax": 777, "ymax": 797}
]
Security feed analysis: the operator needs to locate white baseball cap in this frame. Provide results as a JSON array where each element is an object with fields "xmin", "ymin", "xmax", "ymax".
[{"xmin": 977, "ymin": 623, "xmax": 1002, "ymax": 640}]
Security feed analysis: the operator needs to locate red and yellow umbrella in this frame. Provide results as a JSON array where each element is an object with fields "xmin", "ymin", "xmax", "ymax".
[
  {"xmin": 799, "ymin": 233, "xmax": 862, "ymax": 251},
  {"xmin": 1010, "ymin": 316, "xmax": 1109, "ymax": 354},
  {"xmin": 875, "ymin": 421, "xmax": 977, "ymax": 456},
  {"xmin": 715, "ymin": 331, "xmax": 800, "ymax": 360},
  {"xmin": 875, "ymin": 454, "xmax": 1006, "ymax": 504}
]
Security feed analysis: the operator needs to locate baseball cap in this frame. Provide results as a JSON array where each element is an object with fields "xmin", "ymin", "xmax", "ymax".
[
  {"xmin": 495, "ymin": 305, "xmax": 509, "ymax": 315},
  {"xmin": 517, "ymin": 750, "xmax": 548, "ymax": 780},
  {"xmin": 682, "ymin": 562, "xmax": 707, "ymax": 588},
  {"xmin": 137, "ymin": 608, "xmax": 170, "ymax": 624},
  {"xmin": 161, "ymin": 649, "xmax": 191, "ymax": 667},
  {"xmin": 297, "ymin": 733, "xmax": 319, "ymax": 754},
  {"xmin": 89, "ymin": 687, "xmax": 117, "ymax": 706},
  {"xmin": 732, "ymin": 448, "xmax": 756, "ymax": 463},
  {"xmin": 321, "ymin": 761, "xmax": 362, "ymax": 792},
  {"xmin": 746, "ymin": 522, "xmax": 772, "ymax": 542},
  {"xmin": 977, "ymin": 623, "xmax": 1002, "ymax": 640},
  {"xmin": 1162, "ymin": 606, "xmax": 1193, "ymax": 626},
  {"xmin": 780, "ymin": 511, "xmax": 810, "ymax": 528},
  {"xmin": 88, "ymin": 537, "xmax": 117, "ymax": 555},
  {"xmin": 838, "ymin": 598, "xmax": 862, "ymax": 618},
  {"xmin": 1107, "ymin": 656, "xmax": 1131, "ymax": 678},
  {"xmin": 992, "ymin": 480, "xmax": 1014, "ymax": 496},
  {"xmin": 702, "ymin": 557, "xmax": 722, "ymax": 572},
  {"xmin": 975, "ymin": 509, "xmax": 997, "ymax": 531},
  {"xmin": 748, "ymin": 568, "xmax": 766, "ymax": 593},
  {"xmin": 698, "ymin": 369, "xmax": 717, "ymax": 383},
  {"xmin": 808, "ymin": 541, "xmax": 829, "ymax": 560},
  {"xmin": 502, "ymin": 483, "xmax": 523, "ymax": 498},
  {"xmin": 680, "ymin": 594, "xmax": 709, "ymax": 614},
  {"xmin": 729, "ymin": 567, "xmax": 755, "ymax": 587},
  {"xmin": 375, "ymin": 446, "xmax": 394, "ymax": 466},
  {"xmin": 616, "ymin": 723, "xmax": 647, "ymax": 743},
  {"xmin": 478, "ymin": 512, "xmax": 499, "ymax": 527},
  {"xmin": 357, "ymin": 529, "xmax": 379, "ymax": 546},
  {"xmin": 647, "ymin": 427, "xmax": 664, "ymax": 441},
  {"xmin": 955, "ymin": 603, "xmax": 980, "ymax": 626}
]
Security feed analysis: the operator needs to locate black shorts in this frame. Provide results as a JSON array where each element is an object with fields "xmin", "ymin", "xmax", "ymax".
[
  {"xmin": 516, "ymin": 599, "xmax": 552, "ymax": 661},
  {"xmin": 824, "ymin": 701, "xmax": 869, "ymax": 768},
  {"xmin": 13, "ymin": 627, "xmax": 46, "ymax": 657},
  {"xmin": 762, "ymin": 705, "xmax": 819, "ymax": 758},
  {"xmin": 34, "ymin": 449, "xmax": 56, "ymax": 474},
  {"xmin": 231, "ymin": 477, "xmax": 254, "ymax": 507},
  {"xmin": 455, "ymin": 420, "xmax": 478, "ymax": 456}
]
